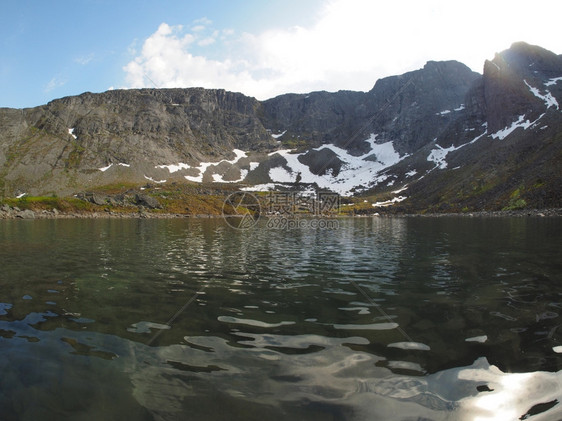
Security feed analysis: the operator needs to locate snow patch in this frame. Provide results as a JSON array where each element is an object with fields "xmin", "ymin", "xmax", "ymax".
[
  {"xmin": 144, "ymin": 175, "xmax": 166, "ymax": 184},
  {"xmin": 437, "ymin": 105, "xmax": 464, "ymax": 115},
  {"xmin": 490, "ymin": 113, "xmax": 545, "ymax": 140},
  {"xmin": 268, "ymin": 166, "xmax": 293, "ymax": 183},
  {"xmin": 16, "ymin": 192, "xmax": 26, "ymax": 199},
  {"xmin": 267, "ymin": 134, "xmax": 404, "ymax": 195},
  {"xmin": 184, "ymin": 149, "xmax": 248, "ymax": 183},
  {"xmin": 524, "ymin": 80, "xmax": 559, "ymax": 109},
  {"xmin": 545, "ymin": 76, "xmax": 562, "ymax": 87},
  {"xmin": 268, "ymin": 149, "xmax": 293, "ymax": 156},
  {"xmin": 100, "ymin": 162, "xmax": 131, "ymax": 171},
  {"xmin": 249, "ymin": 162, "xmax": 260, "ymax": 171},
  {"xmin": 68, "ymin": 128, "xmax": 77, "ymax": 139},
  {"xmin": 427, "ymin": 145, "xmax": 456, "ymax": 169},
  {"xmin": 271, "ymin": 130, "xmax": 287, "ymax": 139},
  {"xmin": 405, "ymin": 170, "xmax": 417, "ymax": 177},
  {"xmin": 371, "ymin": 196, "xmax": 407, "ymax": 207},
  {"xmin": 230, "ymin": 149, "xmax": 248, "ymax": 163},
  {"xmin": 185, "ymin": 163, "xmax": 213, "ymax": 182},
  {"xmin": 212, "ymin": 169, "xmax": 248, "ymax": 183},
  {"xmin": 240, "ymin": 183, "xmax": 276, "ymax": 192},
  {"xmin": 392, "ymin": 185, "xmax": 408, "ymax": 194},
  {"xmin": 491, "ymin": 115, "xmax": 528, "ymax": 140},
  {"xmin": 428, "ymin": 130, "xmax": 488, "ymax": 169},
  {"xmin": 155, "ymin": 163, "xmax": 190, "ymax": 173}
]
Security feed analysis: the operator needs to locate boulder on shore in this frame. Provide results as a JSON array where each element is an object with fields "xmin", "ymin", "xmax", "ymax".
[
  {"xmin": 17, "ymin": 209, "xmax": 36, "ymax": 219},
  {"xmin": 134, "ymin": 194, "xmax": 161, "ymax": 209}
]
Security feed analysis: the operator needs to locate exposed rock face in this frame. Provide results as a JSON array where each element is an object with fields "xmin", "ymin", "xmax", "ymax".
[
  {"xmin": 0, "ymin": 42, "xmax": 561, "ymax": 211},
  {"xmin": 364, "ymin": 60, "xmax": 480, "ymax": 154},
  {"xmin": 481, "ymin": 42, "xmax": 562, "ymax": 133},
  {"xmin": 261, "ymin": 61, "xmax": 479, "ymax": 155},
  {"xmin": 0, "ymin": 88, "xmax": 278, "ymax": 196},
  {"xmin": 387, "ymin": 42, "xmax": 562, "ymax": 211},
  {"xmin": 298, "ymin": 148, "xmax": 344, "ymax": 176},
  {"xmin": 261, "ymin": 90, "xmax": 368, "ymax": 149}
]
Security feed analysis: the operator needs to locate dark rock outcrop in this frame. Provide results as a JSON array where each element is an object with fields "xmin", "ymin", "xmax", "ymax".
[{"xmin": 134, "ymin": 194, "xmax": 161, "ymax": 209}]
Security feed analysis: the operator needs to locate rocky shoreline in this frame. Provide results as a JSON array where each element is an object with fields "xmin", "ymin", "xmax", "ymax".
[
  {"xmin": 1, "ymin": 203, "xmax": 561, "ymax": 220},
  {"xmin": 403, "ymin": 208, "xmax": 562, "ymax": 218},
  {"xmin": 0, "ymin": 204, "xmax": 217, "ymax": 220}
]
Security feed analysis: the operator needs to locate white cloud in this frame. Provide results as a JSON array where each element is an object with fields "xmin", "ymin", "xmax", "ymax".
[
  {"xmin": 123, "ymin": 0, "xmax": 562, "ymax": 99},
  {"xmin": 123, "ymin": 23, "xmax": 254, "ymax": 91},
  {"xmin": 44, "ymin": 76, "xmax": 66, "ymax": 93},
  {"xmin": 74, "ymin": 53, "xmax": 94, "ymax": 65},
  {"xmin": 127, "ymin": 39, "xmax": 139, "ymax": 56},
  {"xmin": 193, "ymin": 17, "xmax": 212, "ymax": 26},
  {"xmin": 191, "ymin": 25, "xmax": 206, "ymax": 32},
  {"xmin": 198, "ymin": 37, "xmax": 216, "ymax": 47}
]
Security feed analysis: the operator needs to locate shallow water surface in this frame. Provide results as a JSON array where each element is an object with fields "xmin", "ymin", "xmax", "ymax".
[{"xmin": 0, "ymin": 217, "xmax": 561, "ymax": 420}]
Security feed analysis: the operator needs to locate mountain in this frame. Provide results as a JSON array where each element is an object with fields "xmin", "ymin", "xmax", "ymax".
[
  {"xmin": 0, "ymin": 42, "xmax": 561, "ymax": 212},
  {"xmin": 389, "ymin": 42, "xmax": 562, "ymax": 212}
]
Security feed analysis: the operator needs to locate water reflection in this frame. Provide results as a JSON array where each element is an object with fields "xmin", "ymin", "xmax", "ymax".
[{"xmin": 0, "ymin": 217, "xmax": 561, "ymax": 419}]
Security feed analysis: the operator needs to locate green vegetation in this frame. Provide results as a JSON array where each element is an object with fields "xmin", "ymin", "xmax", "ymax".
[
  {"xmin": 502, "ymin": 187, "xmax": 527, "ymax": 211},
  {"xmin": 66, "ymin": 143, "xmax": 86, "ymax": 169},
  {"xmin": 1, "ymin": 196, "xmax": 97, "ymax": 213},
  {"xmin": 92, "ymin": 182, "xmax": 142, "ymax": 194},
  {"xmin": 281, "ymin": 137, "xmax": 309, "ymax": 150},
  {"xmin": 91, "ymin": 182, "xmax": 239, "ymax": 215},
  {"xmin": 338, "ymin": 191, "xmax": 404, "ymax": 215}
]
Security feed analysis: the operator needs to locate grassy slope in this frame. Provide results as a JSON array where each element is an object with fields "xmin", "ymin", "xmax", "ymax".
[{"xmin": 0, "ymin": 183, "xmax": 238, "ymax": 216}]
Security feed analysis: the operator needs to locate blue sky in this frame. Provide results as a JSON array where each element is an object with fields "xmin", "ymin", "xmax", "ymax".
[{"xmin": 2, "ymin": 0, "xmax": 562, "ymax": 108}]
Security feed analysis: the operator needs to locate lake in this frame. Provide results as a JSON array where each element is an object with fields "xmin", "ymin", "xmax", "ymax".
[{"xmin": 0, "ymin": 217, "xmax": 561, "ymax": 420}]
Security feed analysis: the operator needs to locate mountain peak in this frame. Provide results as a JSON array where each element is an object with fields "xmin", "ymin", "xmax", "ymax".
[
  {"xmin": 487, "ymin": 42, "xmax": 562, "ymax": 79},
  {"xmin": 423, "ymin": 60, "xmax": 474, "ymax": 73}
]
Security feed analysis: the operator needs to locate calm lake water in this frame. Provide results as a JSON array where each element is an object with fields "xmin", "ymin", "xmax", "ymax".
[{"xmin": 0, "ymin": 217, "xmax": 561, "ymax": 420}]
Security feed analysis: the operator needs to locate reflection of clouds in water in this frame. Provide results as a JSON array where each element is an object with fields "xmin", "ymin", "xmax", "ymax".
[
  {"xmin": 388, "ymin": 341, "xmax": 431, "ymax": 351},
  {"xmin": 127, "ymin": 334, "xmax": 562, "ymax": 420},
  {"xmin": 458, "ymin": 358, "xmax": 562, "ymax": 420},
  {"xmin": 218, "ymin": 316, "xmax": 295, "ymax": 328},
  {"xmin": 127, "ymin": 321, "xmax": 171, "ymax": 334}
]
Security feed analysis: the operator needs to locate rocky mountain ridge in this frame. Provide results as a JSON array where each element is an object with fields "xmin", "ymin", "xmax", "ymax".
[{"xmin": 0, "ymin": 42, "xmax": 561, "ymax": 212}]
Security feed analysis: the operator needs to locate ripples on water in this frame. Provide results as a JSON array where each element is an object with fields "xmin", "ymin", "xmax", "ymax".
[{"xmin": 0, "ymin": 217, "xmax": 561, "ymax": 420}]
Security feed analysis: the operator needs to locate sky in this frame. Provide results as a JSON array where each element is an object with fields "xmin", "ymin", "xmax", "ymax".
[{"xmin": 2, "ymin": 0, "xmax": 562, "ymax": 109}]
